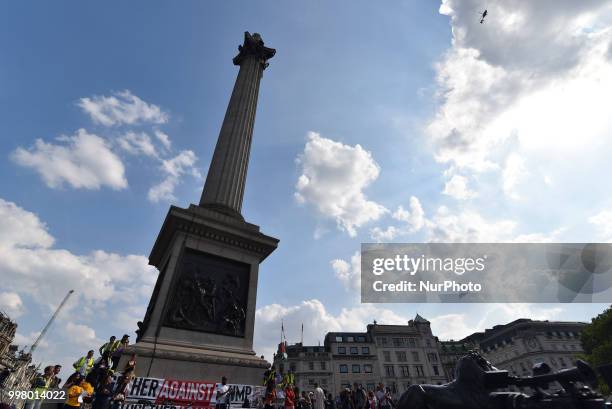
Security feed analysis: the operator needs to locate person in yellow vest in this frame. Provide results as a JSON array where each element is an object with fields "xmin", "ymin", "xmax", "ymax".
[
  {"xmin": 64, "ymin": 377, "xmax": 94, "ymax": 409},
  {"xmin": 25, "ymin": 366, "xmax": 54, "ymax": 409},
  {"xmin": 73, "ymin": 350, "xmax": 95, "ymax": 376},
  {"xmin": 98, "ymin": 336, "xmax": 119, "ymax": 361},
  {"xmin": 110, "ymin": 335, "xmax": 129, "ymax": 371}
]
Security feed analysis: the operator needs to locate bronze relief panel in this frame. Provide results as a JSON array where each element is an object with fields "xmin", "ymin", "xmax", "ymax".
[{"xmin": 164, "ymin": 248, "xmax": 250, "ymax": 337}]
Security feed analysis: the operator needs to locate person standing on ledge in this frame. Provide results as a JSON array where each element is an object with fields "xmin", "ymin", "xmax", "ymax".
[
  {"xmin": 98, "ymin": 336, "xmax": 118, "ymax": 362},
  {"xmin": 73, "ymin": 350, "xmax": 95, "ymax": 376},
  {"xmin": 110, "ymin": 335, "xmax": 129, "ymax": 371}
]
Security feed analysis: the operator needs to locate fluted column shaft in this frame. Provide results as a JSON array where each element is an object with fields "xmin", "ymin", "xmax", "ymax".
[{"xmin": 199, "ymin": 32, "xmax": 275, "ymax": 219}]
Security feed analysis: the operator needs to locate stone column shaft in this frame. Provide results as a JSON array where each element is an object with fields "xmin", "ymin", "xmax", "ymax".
[{"xmin": 199, "ymin": 32, "xmax": 275, "ymax": 219}]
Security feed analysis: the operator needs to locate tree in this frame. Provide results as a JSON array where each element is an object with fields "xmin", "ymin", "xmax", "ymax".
[{"xmin": 580, "ymin": 305, "xmax": 612, "ymax": 394}]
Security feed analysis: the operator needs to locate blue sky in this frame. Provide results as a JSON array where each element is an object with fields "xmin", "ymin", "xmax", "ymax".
[{"xmin": 1, "ymin": 1, "xmax": 611, "ymax": 373}]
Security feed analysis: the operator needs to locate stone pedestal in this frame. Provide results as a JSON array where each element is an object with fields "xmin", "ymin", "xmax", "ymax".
[{"xmin": 120, "ymin": 205, "xmax": 277, "ymax": 384}]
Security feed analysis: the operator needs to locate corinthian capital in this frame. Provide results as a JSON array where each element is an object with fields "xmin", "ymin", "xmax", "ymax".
[{"xmin": 233, "ymin": 31, "xmax": 276, "ymax": 69}]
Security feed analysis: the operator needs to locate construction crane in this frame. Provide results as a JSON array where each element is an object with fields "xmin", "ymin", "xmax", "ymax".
[{"xmin": 28, "ymin": 289, "xmax": 74, "ymax": 355}]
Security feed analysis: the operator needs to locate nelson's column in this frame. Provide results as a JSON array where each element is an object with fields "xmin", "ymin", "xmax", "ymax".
[{"xmin": 120, "ymin": 32, "xmax": 278, "ymax": 384}]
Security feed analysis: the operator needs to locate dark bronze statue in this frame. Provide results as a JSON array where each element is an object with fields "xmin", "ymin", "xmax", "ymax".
[{"xmin": 396, "ymin": 351, "xmax": 611, "ymax": 409}]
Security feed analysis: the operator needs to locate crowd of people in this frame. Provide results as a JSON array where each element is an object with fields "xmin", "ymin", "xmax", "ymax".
[
  {"xmin": 7, "ymin": 339, "xmax": 401, "ymax": 409},
  {"xmin": 261, "ymin": 370, "xmax": 396, "ymax": 409},
  {"xmin": 19, "ymin": 334, "xmax": 136, "ymax": 409}
]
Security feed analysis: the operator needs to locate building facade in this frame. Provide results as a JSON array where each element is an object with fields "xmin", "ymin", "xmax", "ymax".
[
  {"xmin": 272, "ymin": 314, "xmax": 448, "ymax": 397},
  {"xmin": 464, "ymin": 318, "xmax": 587, "ymax": 377},
  {"xmin": 368, "ymin": 315, "xmax": 448, "ymax": 393},
  {"xmin": 0, "ymin": 312, "xmax": 17, "ymax": 358},
  {"xmin": 325, "ymin": 331, "xmax": 380, "ymax": 392},
  {"xmin": 0, "ymin": 311, "xmax": 37, "ymax": 409},
  {"xmin": 278, "ymin": 343, "xmax": 333, "ymax": 392},
  {"xmin": 272, "ymin": 316, "xmax": 589, "ymax": 398}
]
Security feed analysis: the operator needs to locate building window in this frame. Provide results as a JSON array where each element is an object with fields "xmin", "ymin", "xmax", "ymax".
[
  {"xmin": 385, "ymin": 365, "xmax": 395, "ymax": 377},
  {"xmin": 347, "ymin": 336, "xmax": 355, "ymax": 342},
  {"xmin": 309, "ymin": 362, "xmax": 314, "ymax": 370},
  {"xmin": 339, "ymin": 364, "xmax": 348, "ymax": 373},
  {"xmin": 396, "ymin": 351, "xmax": 407, "ymax": 362},
  {"xmin": 362, "ymin": 347, "xmax": 370, "ymax": 354},
  {"xmin": 366, "ymin": 383, "xmax": 375, "ymax": 392},
  {"xmin": 393, "ymin": 338, "xmax": 403, "ymax": 347},
  {"xmin": 426, "ymin": 339, "xmax": 432, "ymax": 347},
  {"xmin": 357, "ymin": 336, "xmax": 366, "ymax": 342},
  {"xmin": 427, "ymin": 353, "xmax": 438, "ymax": 363},
  {"xmin": 412, "ymin": 351, "xmax": 420, "ymax": 362},
  {"xmin": 320, "ymin": 361, "xmax": 326, "ymax": 370},
  {"xmin": 380, "ymin": 337, "xmax": 388, "ymax": 346},
  {"xmin": 383, "ymin": 351, "xmax": 391, "ymax": 362},
  {"xmin": 308, "ymin": 379, "xmax": 315, "ymax": 386},
  {"xmin": 336, "ymin": 336, "xmax": 343, "ymax": 342},
  {"xmin": 408, "ymin": 338, "xmax": 417, "ymax": 348},
  {"xmin": 338, "ymin": 347, "xmax": 346, "ymax": 354},
  {"xmin": 433, "ymin": 365, "xmax": 439, "ymax": 376},
  {"xmin": 415, "ymin": 365, "xmax": 424, "ymax": 377},
  {"xmin": 400, "ymin": 365, "xmax": 410, "ymax": 377},
  {"xmin": 364, "ymin": 364, "xmax": 373, "ymax": 373},
  {"xmin": 352, "ymin": 364, "xmax": 361, "ymax": 373},
  {"xmin": 350, "ymin": 347, "xmax": 358, "ymax": 355}
]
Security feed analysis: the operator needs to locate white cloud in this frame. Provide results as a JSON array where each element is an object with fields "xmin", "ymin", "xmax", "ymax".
[
  {"xmin": 513, "ymin": 228, "xmax": 565, "ymax": 243},
  {"xmin": 502, "ymin": 153, "xmax": 528, "ymax": 199},
  {"xmin": 393, "ymin": 196, "xmax": 426, "ymax": 231},
  {"xmin": 254, "ymin": 300, "xmax": 405, "ymax": 360},
  {"xmin": 443, "ymin": 174, "xmax": 477, "ymax": 200},
  {"xmin": 369, "ymin": 195, "xmax": 564, "ymax": 244},
  {"xmin": 0, "ymin": 292, "xmax": 25, "ymax": 318},
  {"xmin": 426, "ymin": 206, "xmax": 516, "ymax": 242},
  {"xmin": 369, "ymin": 196, "xmax": 425, "ymax": 242},
  {"xmin": 13, "ymin": 331, "xmax": 48, "ymax": 351},
  {"xmin": 331, "ymin": 251, "xmax": 361, "ymax": 291},
  {"xmin": 370, "ymin": 226, "xmax": 400, "ymax": 242},
  {"xmin": 430, "ymin": 0, "xmax": 612, "ymax": 209},
  {"xmin": 295, "ymin": 132, "xmax": 387, "ymax": 237},
  {"xmin": 0, "ymin": 197, "xmax": 157, "ymax": 313},
  {"xmin": 429, "ymin": 304, "xmax": 565, "ymax": 341},
  {"xmin": 148, "ymin": 150, "xmax": 201, "ymax": 203},
  {"xmin": 65, "ymin": 322, "xmax": 101, "ymax": 348},
  {"xmin": 0, "ymin": 197, "xmax": 157, "ymax": 377},
  {"xmin": 78, "ymin": 90, "xmax": 168, "ymax": 127},
  {"xmin": 0, "ymin": 198, "xmax": 54, "ymax": 249},
  {"xmin": 154, "ymin": 130, "xmax": 172, "ymax": 151},
  {"xmin": 12, "ymin": 129, "xmax": 127, "ymax": 190},
  {"xmin": 588, "ymin": 210, "xmax": 612, "ymax": 241},
  {"xmin": 117, "ymin": 132, "xmax": 158, "ymax": 158}
]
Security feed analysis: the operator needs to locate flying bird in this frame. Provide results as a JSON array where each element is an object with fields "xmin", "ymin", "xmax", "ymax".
[{"xmin": 478, "ymin": 9, "xmax": 488, "ymax": 24}]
